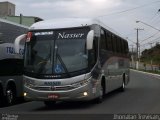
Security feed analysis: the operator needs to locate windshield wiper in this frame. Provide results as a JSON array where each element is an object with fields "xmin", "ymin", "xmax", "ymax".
[
  {"xmin": 56, "ymin": 53, "xmax": 71, "ymax": 77},
  {"xmin": 37, "ymin": 47, "xmax": 51, "ymax": 74}
]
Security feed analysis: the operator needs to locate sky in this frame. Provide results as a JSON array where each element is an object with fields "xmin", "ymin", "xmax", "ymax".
[{"xmin": 2, "ymin": 0, "xmax": 160, "ymax": 51}]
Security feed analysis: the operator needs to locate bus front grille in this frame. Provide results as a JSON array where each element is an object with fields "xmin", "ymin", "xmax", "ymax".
[{"xmin": 32, "ymin": 85, "xmax": 75, "ymax": 91}]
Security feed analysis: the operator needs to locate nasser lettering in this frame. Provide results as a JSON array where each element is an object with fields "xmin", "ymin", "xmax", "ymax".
[{"xmin": 57, "ymin": 32, "xmax": 84, "ymax": 39}]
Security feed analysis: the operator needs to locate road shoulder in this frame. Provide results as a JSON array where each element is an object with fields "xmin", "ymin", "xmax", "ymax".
[{"xmin": 131, "ymin": 69, "xmax": 160, "ymax": 80}]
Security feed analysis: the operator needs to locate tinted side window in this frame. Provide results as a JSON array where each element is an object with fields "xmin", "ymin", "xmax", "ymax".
[
  {"xmin": 121, "ymin": 39, "xmax": 125, "ymax": 54},
  {"xmin": 100, "ymin": 29, "xmax": 107, "ymax": 50},
  {"xmin": 112, "ymin": 35, "xmax": 117, "ymax": 53},
  {"xmin": 124, "ymin": 41, "xmax": 129, "ymax": 54},
  {"xmin": 126, "ymin": 42, "xmax": 129, "ymax": 53},
  {"xmin": 117, "ymin": 37, "xmax": 122, "ymax": 53},
  {"xmin": 106, "ymin": 32, "xmax": 112, "ymax": 51},
  {"xmin": 0, "ymin": 59, "xmax": 23, "ymax": 76},
  {"xmin": 89, "ymin": 39, "xmax": 98, "ymax": 68}
]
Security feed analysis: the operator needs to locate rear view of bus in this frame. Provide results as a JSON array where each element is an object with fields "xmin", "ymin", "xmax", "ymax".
[{"xmin": 20, "ymin": 18, "xmax": 130, "ymax": 107}]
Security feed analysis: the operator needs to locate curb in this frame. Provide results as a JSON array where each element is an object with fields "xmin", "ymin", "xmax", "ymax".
[{"xmin": 130, "ymin": 69, "xmax": 160, "ymax": 79}]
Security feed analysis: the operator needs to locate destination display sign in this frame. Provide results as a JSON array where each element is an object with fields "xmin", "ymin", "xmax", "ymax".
[{"xmin": 30, "ymin": 27, "xmax": 90, "ymax": 40}]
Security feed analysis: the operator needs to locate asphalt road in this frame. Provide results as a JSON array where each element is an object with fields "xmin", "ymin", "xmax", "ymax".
[{"xmin": 0, "ymin": 70, "xmax": 160, "ymax": 116}]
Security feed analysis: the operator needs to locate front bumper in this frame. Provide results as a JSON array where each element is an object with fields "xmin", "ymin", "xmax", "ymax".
[{"xmin": 24, "ymin": 81, "xmax": 99, "ymax": 101}]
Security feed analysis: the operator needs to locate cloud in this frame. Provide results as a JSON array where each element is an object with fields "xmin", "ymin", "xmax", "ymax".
[
  {"xmin": 26, "ymin": 0, "xmax": 122, "ymax": 18},
  {"xmin": 30, "ymin": 2, "xmax": 53, "ymax": 8},
  {"xmin": 4, "ymin": 0, "xmax": 160, "ymax": 48}
]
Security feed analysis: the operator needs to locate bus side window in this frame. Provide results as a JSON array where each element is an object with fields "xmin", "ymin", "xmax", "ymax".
[
  {"xmin": 115, "ymin": 37, "xmax": 118, "ymax": 53},
  {"xmin": 100, "ymin": 29, "xmax": 107, "ymax": 50},
  {"xmin": 119, "ymin": 38, "xmax": 123, "ymax": 54},
  {"xmin": 0, "ymin": 59, "xmax": 23, "ymax": 76},
  {"xmin": 121, "ymin": 39, "xmax": 125, "ymax": 54},
  {"xmin": 124, "ymin": 41, "xmax": 129, "ymax": 54},
  {"xmin": 89, "ymin": 39, "xmax": 98, "ymax": 68},
  {"xmin": 117, "ymin": 37, "xmax": 122, "ymax": 53},
  {"xmin": 107, "ymin": 32, "xmax": 112, "ymax": 51},
  {"xmin": 126, "ymin": 42, "xmax": 129, "ymax": 53},
  {"xmin": 112, "ymin": 35, "xmax": 117, "ymax": 53},
  {"xmin": 105, "ymin": 31, "xmax": 109, "ymax": 50}
]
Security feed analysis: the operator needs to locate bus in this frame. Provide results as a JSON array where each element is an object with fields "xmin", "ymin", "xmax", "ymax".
[
  {"xmin": 0, "ymin": 41, "xmax": 24, "ymax": 106},
  {"xmin": 0, "ymin": 19, "xmax": 28, "ymax": 106},
  {"xmin": 15, "ymin": 18, "xmax": 130, "ymax": 107}
]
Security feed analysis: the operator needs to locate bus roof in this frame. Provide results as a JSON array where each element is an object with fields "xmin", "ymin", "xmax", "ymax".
[
  {"xmin": 30, "ymin": 18, "xmax": 97, "ymax": 29},
  {"xmin": 30, "ymin": 18, "xmax": 121, "ymax": 35}
]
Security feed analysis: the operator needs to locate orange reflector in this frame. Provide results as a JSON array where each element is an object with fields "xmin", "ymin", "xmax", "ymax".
[{"xmin": 26, "ymin": 32, "xmax": 32, "ymax": 42}]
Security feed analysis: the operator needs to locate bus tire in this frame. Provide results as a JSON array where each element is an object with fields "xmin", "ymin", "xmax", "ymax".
[
  {"xmin": 5, "ymin": 84, "xmax": 16, "ymax": 105},
  {"xmin": 119, "ymin": 74, "xmax": 125, "ymax": 92},
  {"xmin": 0, "ymin": 85, "xmax": 4, "ymax": 106},
  {"xmin": 94, "ymin": 84, "xmax": 104, "ymax": 104},
  {"xmin": 44, "ymin": 101, "xmax": 56, "ymax": 107}
]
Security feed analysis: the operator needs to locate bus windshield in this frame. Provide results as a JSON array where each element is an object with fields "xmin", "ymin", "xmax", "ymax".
[{"xmin": 24, "ymin": 28, "xmax": 90, "ymax": 76}]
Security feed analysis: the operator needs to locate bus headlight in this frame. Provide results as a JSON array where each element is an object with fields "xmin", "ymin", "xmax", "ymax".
[
  {"xmin": 83, "ymin": 92, "xmax": 88, "ymax": 96},
  {"xmin": 24, "ymin": 92, "xmax": 27, "ymax": 96},
  {"xmin": 71, "ymin": 78, "xmax": 91, "ymax": 88},
  {"xmin": 24, "ymin": 79, "xmax": 35, "ymax": 88}
]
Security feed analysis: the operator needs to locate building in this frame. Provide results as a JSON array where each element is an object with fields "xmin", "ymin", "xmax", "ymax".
[
  {"xmin": 0, "ymin": 1, "xmax": 29, "ymax": 43},
  {"xmin": 0, "ymin": 1, "xmax": 15, "ymax": 17},
  {"xmin": 0, "ymin": 1, "xmax": 43, "ymax": 26},
  {"xmin": 2, "ymin": 15, "xmax": 43, "ymax": 26}
]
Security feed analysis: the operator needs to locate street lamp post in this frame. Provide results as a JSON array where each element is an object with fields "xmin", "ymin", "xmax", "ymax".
[{"xmin": 136, "ymin": 21, "xmax": 160, "ymax": 31}]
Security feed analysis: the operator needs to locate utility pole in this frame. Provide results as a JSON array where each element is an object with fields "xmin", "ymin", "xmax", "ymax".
[
  {"xmin": 148, "ymin": 42, "xmax": 154, "ymax": 71},
  {"xmin": 130, "ymin": 44, "xmax": 134, "ymax": 68},
  {"xmin": 139, "ymin": 43, "xmax": 141, "ymax": 62},
  {"xmin": 130, "ymin": 44, "xmax": 134, "ymax": 53},
  {"xmin": 149, "ymin": 42, "xmax": 154, "ymax": 48},
  {"xmin": 135, "ymin": 28, "xmax": 144, "ymax": 69}
]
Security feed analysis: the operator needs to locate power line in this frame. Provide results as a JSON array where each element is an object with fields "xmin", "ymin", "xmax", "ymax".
[
  {"xmin": 153, "ymin": 15, "xmax": 160, "ymax": 25},
  {"xmin": 124, "ymin": 32, "xmax": 136, "ymax": 37},
  {"xmin": 136, "ymin": 20, "xmax": 160, "ymax": 31},
  {"xmin": 127, "ymin": 38, "xmax": 136, "ymax": 44},
  {"xmin": 140, "ymin": 31, "xmax": 160, "ymax": 43},
  {"xmin": 148, "ymin": 36, "xmax": 160, "ymax": 43},
  {"xmin": 97, "ymin": 0, "xmax": 160, "ymax": 18},
  {"xmin": 149, "ymin": 10, "xmax": 160, "ymax": 23},
  {"xmin": 141, "ymin": 36, "xmax": 160, "ymax": 46}
]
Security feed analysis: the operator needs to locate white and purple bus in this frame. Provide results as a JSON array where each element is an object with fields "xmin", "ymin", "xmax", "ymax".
[{"xmin": 15, "ymin": 18, "xmax": 130, "ymax": 107}]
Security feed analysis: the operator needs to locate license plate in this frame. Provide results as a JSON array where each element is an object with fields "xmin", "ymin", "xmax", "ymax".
[{"xmin": 48, "ymin": 94, "xmax": 59, "ymax": 99}]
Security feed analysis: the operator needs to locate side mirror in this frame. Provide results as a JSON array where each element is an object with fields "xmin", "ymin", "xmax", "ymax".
[
  {"xmin": 14, "ymin": 34, "xmax": 26, "ymax": 54},
  {"xmin": 86, "ymin": 30, "xmax": 94, "ymax": 50}
]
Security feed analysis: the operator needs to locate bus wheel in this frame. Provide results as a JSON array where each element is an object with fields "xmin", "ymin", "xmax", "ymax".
[
  {"xmin": 94, "ymin": 85, "xmax": 104, "ymax": 104},
  {"xmin": 5, "ymin": 86, "xmax": 16, "ymax": 105},
  {"xmin": 0, "ymin": 86, "xmax": 4, "ymax": 106},
  {"xmin": 44, "ymin": 101, "xmax": 56, "ymax": 107},
  {"xmin": 119, "ymin": 75, "xmax": 125, "ymax": 92}
]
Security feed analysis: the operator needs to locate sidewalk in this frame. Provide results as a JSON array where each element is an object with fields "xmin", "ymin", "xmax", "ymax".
[
  {"xmin": 131, "ymin": 69, "xmax": 160, "ymax": 80},
  {"xmin": 130, "ymin": 62, "xmax": 160, "ymax": 71}
]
